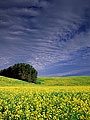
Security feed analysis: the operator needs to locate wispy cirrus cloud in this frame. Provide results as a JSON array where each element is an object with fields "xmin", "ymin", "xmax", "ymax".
[
  {"xmin": 44, "ymin": 69, "xmax": 90, "ymax": 77},
  {"xmin": 0, "ymin": 0, "xmax": 90, "ymax": 76}
]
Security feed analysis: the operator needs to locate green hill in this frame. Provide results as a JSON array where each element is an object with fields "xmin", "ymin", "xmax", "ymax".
[
  {"xmin": 0, "ymin": 76, "xmax": 30, "ymax": 86},
  {"xmin": 0, "ymin": 76, "xmax": 90, "ymax": 86},
  {"xmin": 37, "ymin": 76, "xmax": 90, "ymax": 86}
]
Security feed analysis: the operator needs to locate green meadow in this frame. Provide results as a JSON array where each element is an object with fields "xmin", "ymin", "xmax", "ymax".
[
  {"xmin": 0, "ymin": 76, "xmax": 90, "ymax": 86},
  {"xmin": 37, "ymin": 76, "xmax": 90, "ymax": 86}
]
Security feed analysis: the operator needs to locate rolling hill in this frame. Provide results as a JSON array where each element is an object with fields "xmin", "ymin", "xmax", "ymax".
[
  {"xmin": 37, "ymin": 76, "xmax": 90, "ymax": 86},
  {"xmin": 0, "ymin": 76, "xmax": 90, "ymax": 86}
]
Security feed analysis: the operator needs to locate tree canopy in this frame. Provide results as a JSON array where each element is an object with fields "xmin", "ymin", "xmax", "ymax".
[{"xmin": 0, "ymin": 63, "xmax": 38, "ymax": 83}]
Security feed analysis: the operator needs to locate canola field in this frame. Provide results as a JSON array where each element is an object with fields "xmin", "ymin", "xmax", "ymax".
[{"xmin": 0, "ymin": 76, "xmax": 90, "ymax": 120}]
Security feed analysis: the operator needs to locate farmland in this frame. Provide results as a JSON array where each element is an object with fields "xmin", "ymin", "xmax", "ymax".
[{"xmin": 0, "ymin": 76, "xmax": 90, "ymax": 120}]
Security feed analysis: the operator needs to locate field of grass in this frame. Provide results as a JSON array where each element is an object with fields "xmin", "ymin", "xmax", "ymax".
[
  {"xmin": 0, "ymin": 76, "xmax": 90, "ymax": 120},
  {"xmin": 1, "ymin": 76, "xmax": 90, "ymax": 86},
  {"xmin": 37, "ymin": 76, "xmax": 90, "ymax": 86},
  {"xmin": 0, "ymin": 76, "xmax": 31, "ymax": 86}
]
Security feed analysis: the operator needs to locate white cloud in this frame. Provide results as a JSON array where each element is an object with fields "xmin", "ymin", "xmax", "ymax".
[{"xmin": 0, "ymin": 57, "xmax": 10, "ymax": 66}]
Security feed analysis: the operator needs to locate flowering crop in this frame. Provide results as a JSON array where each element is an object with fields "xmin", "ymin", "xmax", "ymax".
[{"xmin": 0, "ymin": 86, "xmax": 90, "ymax": 120}]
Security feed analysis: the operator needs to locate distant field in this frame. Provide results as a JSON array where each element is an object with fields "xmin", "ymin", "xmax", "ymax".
[
  {"xmin": 37, "ymin": 76, "xmax": 90, "ymax": 86},
  {"xmin": 0, "ymin": 76, "xmax": 90, "ymax": 86},
  {"xmin": 0, "ymin": 76, "xmax": 90, "ymax": 119}
]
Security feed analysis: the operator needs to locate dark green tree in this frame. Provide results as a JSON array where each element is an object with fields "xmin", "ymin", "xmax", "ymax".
[{"xmin": 0, "ymin": 63, "xmax": 38, "ymax": 83}]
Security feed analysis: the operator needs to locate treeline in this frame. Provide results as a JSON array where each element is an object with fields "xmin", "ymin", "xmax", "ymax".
[{"xmin": 0, "ymin": 63, "xmax": 38, "ymax": 83}]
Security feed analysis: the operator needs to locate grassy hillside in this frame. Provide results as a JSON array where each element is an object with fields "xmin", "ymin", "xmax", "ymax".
[
  {"xmin": 0, "ymin": 76, "xmax": 30, "ymax": 86},
  {"xmin": 0, "ymin": 76, "xmax": 90, "ymax": 86},
  {"xmin": 37, "ymin": 76, "xmax": 90, "ymax": 86}
]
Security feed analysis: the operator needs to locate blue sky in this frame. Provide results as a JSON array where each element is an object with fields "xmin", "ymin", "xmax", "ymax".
[{"xmin": 0, "ymin": 0, "xmax": 90, "ymax": 76}]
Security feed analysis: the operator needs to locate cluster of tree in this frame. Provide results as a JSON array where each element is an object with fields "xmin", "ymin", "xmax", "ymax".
[{"xmin": 0, "ymin": 63, "xmax": 38, "ymax": 83}]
